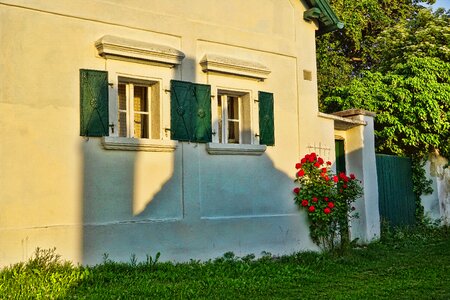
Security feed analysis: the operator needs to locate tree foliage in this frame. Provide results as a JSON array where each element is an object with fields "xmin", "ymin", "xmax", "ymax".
[
  {"xmin": 322, "ymin": 8, "xmax": 450, "ymax": 159},
  {"xmin": 317, "ymin": 0, "xmax": 436, "ymax": 103}
]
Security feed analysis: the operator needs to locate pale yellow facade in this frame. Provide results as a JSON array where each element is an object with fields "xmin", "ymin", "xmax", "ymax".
[{"xmin": 0, "ymin": 0, "xmax": 379, "ymax": 266}]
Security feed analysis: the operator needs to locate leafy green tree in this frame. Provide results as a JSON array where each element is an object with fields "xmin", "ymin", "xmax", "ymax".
[
  {"xmin": 317, "ymin": 0, "xmax": 435, "ymax": 104},
  {"xmin": 323, "ymin": 8, "xmax": 450, "ymax": 159},
  {"xmin": 322, "ymin": 8, "xmax": 449, "ymax": 223}
]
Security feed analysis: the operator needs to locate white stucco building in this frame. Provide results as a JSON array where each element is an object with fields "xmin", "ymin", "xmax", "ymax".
[{"xmin": 0, "ymin": 0, "xmax": 379, "ymax": 266}]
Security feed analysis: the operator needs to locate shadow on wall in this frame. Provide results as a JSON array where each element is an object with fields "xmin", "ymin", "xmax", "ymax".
[{"xmin": 80, "ymin": 140, "xmax": 312, "ymax": 264}]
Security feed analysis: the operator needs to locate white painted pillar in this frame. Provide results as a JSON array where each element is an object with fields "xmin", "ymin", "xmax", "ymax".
[{"xmin": 336, "ymin": 110, "xmax": 380, "ymax": 243}]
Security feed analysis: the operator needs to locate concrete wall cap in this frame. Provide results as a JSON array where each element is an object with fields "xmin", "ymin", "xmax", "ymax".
[
  {"xmin": 318, "ymin": 112, "xmax": 366, "ymax": 130},
  {"xmin": 332, "ymin": 109, "xmax": 376, "ymax": 118}
]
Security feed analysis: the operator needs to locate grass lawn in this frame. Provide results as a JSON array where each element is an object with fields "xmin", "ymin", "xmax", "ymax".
[{"xmin": 1, "ymin": 226, "xmax": 449, "ymax": 299}]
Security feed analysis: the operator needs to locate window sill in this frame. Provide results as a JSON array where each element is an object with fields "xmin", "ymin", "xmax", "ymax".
[
  {"xmin": 206, "ymin": 143, "xmax": 266, "ymax": 155},
  {"xmin": 102, "ymin": 137, "xmax": 177, "ymax": 152}
]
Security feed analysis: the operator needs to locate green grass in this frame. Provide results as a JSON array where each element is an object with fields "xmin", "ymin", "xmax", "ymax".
[{"xmin": 1, "ymin": 226, "xmax": 449, "ymax": 299}]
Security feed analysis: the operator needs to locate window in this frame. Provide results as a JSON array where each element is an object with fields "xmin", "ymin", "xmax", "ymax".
[
  {"xmin": 215, "ymin": 90, "xmax": 252, "ymax": 144},
  {"xmin": 84, "ymin": 34, "xmax": 185, "ymax": 151},
  {"xmin": 117, "ymin": 77, "xmax": 160, "ymax": 139},
  {"xmin": 79, "ymin": 69, "xmax": 176, "ymax": 151}
]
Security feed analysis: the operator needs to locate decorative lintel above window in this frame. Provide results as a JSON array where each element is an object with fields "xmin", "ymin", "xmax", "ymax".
[
  {"xmin": 95, "ymin": 35, "xmax": 185, "ymax": 67},
  {"xmin": 200, "ymin": 54, "xmax": 271, "ymax": 80}
]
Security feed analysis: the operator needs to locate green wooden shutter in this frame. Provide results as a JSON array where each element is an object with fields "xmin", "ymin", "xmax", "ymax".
[
  {"xmin": 80, "ymin": 69, "xmax": 109, "ymax": 137},
  {"xmin": 170, "ymin": 80, "xmax": 211, "ymax": 143},
  {"xmin": 258, "ymin": 91, "xmax": 275, "ymax": 146},
  {"xmin": 192, "ymin": 83, "xmax": 212, "ymax": 143},
  {"xmin": 171, "ymin": 80, "xmax": 194, "ymax": 141},
  {"xmin": 335, "ymin": 139, "xmax": 346, "ymax": 174}
]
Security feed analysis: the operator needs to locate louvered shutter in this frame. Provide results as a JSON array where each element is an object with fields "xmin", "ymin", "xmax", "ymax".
[
  {"xmin": 80, "ymin": 69, "xmax": 109, "ymax": 137},
  {"xmin": 192, "ymin": 83, "xmax": 212, "ymax": 143},
  {"xmin": 170, "ymin": 80, "xmax": 211, "ymax": 143},
  {"xmin": 258, "ymin": 91, "xmax": 275, "ymax": 146}
]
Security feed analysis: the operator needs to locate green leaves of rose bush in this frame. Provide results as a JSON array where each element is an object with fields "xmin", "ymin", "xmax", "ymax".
[{"xmin": 293, "ymin": 153, "xmax": 363, "ymax": 250}]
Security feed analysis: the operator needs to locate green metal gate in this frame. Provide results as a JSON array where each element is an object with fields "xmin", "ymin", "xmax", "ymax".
[{"xmin": 376, "ymin": 154, "xmax": 416, "ymax": 227}]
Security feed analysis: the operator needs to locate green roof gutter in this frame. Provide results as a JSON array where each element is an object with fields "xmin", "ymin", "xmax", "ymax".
[{"xmin": 303, "ymin": 0, "xmax": 344, "ymax": 35}]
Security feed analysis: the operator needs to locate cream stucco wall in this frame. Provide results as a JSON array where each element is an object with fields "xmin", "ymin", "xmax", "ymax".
[
  {"xmin": 0, "ymin": 0, "xmax": 362, "ymax": 266},
  {"xmin": 335, "ymin": 114, "xmax": 380, "ymax": 243}
]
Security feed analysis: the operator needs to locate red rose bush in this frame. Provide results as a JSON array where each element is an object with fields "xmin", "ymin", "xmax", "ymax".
[{"xmin": 293, "ymin": 152, "xmax": 363, "ymax": 250}]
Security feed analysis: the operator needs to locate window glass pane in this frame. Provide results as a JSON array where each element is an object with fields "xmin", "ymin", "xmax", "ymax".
[
  {"xmin": 241, "ymin": 93, "xmax": 252, "ymax": 144},
  {"xmin": 218, "ymin": 97, "xmax": 223, "ymax": 143},
  {"xmin": 118, "ymin": 83, "xmax": 128, "ymax": 137},
  {"xmin": 134, "ymin": 86, "xmax": 148, "ymax": 112},
  {"xmin": 118, "ymin": 112, "xmax": 127, "ymax": 137},
  {"xmin": 134, "ymin": 113, "xmax": 149, "ymax": 138},
  {"xmin": 118, "ymin": 84, "xmax": 127, "ymax": 110},
  {"xmin": 150, "ymin": 83, "xmax": 160, "ymax": 139},
  {"xmin": 228, "ymin": 120, "xmax": 239, "ymax": 143},
  {"xmin": 227, "ymin": 96, "xmax": 239, "ymax": 120}
]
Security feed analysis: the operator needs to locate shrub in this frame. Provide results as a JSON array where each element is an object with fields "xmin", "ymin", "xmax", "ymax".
[{"xmin": 293, "ymin": 152, "xmax": 363, "ymax": 250}]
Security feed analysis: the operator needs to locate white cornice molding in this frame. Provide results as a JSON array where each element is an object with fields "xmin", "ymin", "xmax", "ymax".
[
  {"xmin": 200, "ymin": 54, "xmax": 271, "ymax": 80},
  {"xmin": 95, "ymin": 35, "xmax": 185, "ymax": 67},
  {"xmin": 102, "ymin": 137, "xmax": 177, "ymax": 152}
]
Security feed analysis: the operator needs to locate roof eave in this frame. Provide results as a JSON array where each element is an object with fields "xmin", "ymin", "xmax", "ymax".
[{"xmin": 303, "ymin": 0, "xmax": 344, "ymax": 35}]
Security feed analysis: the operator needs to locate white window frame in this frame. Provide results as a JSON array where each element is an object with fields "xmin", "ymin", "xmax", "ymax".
[
  {"xmin": 216, "ymin": 93, "xmax": 242, "ymax": 144},
  {"xmin": 117, "ymin": 78, "xmax": 154, "ymax": 139},
  {"xmin": 208, "ymin": 86, "xmax": 266, "ymax": 155},
  {"xmin": 101, "ymin": 64, "xmax": 176, "ymax": 152}
]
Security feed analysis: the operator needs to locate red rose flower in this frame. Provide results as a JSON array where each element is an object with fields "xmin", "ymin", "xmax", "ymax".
[
  {"xmin": 324, "ymin": 176, "xmax": 330, "ymax": 181},
  {"xmin": 350, "ymin": 173, "xmax": 356, "ymax": 180},
  {"xmin": 308, "ymin": 205, "xmax": 316, "ymax": 212},
  {"xmin": 333, "ymin": 176, "xmax": 339, "ymax": 183},
  {"xmin": 309, "ymin": 156, "xmax": 315, "ymax": 163},
  {"xmin": 321, "ymin": 168, "xmax": 327, "ymax": 173},
  {"xmin": 312, "ymin": 197, "xmax": 318, "ymax": 203},
  {"xmin": 324, "ymin": 197, "xmax": 329, "ymax": 201},
  {"xmin": 295, "ymin": 163, "xmax": 302, "ymax": 169},
  {"xmin": 314, "ymin": 162, "xmax": 321, "ymax": 168},
  {"xmin": 324, "ymin": 207, "xmax": 331, "ymax": 214},
  {"xmin": 301, "ymin": 158, "xmax": 307, "ymax": 164},
  {"xmin": 343, "ymin": 184, "xmax": 348, "ymax": 189},
  {"xmin": 293, "ymin": 187, "xmax": 300, "ymax": 194},
  {"xmin": 297, "ymin": 169, "xmax": 305, "ymax": 177},
  {"xmin": 301, "ymin": 200, "xmax": 308, "ymax": 207},
  {"xmin": 326, "ymin": 161, "xmax": 332, "ymax": 165},
  {"xmin": 328, "ymin": 202, "xmax": 334, "ymax": 209},
  {"xmin": 318, "ymin": 157, "xmax": 324, "ymax": 164},
  {"xmin": 339, "ymin": 174, "xmax": 348, "ymax": 182}
]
